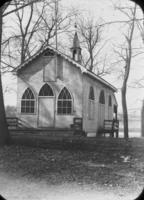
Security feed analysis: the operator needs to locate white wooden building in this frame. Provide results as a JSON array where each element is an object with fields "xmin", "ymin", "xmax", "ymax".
[{"xmin": 14, "ymin": 32, "xmax": 118, "ymax": 136}]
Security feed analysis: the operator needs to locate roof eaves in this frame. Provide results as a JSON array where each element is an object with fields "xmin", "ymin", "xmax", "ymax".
[
  {"xmin": 84, "ymin": 70, "xmax": 117, "ymax": 92},
  {"xmin": 14, "ymin": 45, "xmax": 117, "ymax": 92},
  {"xmin": 40, "ymin": 47, "xmax": 117, "ymax": 92},
  {"xmin": 48, "ymin": 46, "xmax": 87, "ymax": 74},
  {"xmin": 13, "ymin": 46, "xmax": 50, "ymax": 72}
]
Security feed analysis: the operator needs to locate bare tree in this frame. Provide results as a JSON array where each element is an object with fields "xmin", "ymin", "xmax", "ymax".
[
  {"xmin": 114, "ymin": 4, "xmax": 138, "ymax": 139},
  {"xmin": 76, "ymin": 17, "xmax": 110, "ymax": 76},
  {"xmin": 78, "ymin": 18, "xmax": 101, "ymax": 71},
  {"xmin": 0, "ymin": 5, "xmax": 9, "ymax": 144},
  {"xmin": 0, "ymin": 0, "xmax": 42, "ymax": 145},
  {"xmin": 36, "ymin": 2, "xmax": 78, "ymax": 50},
  {"xmin": 2, "ymin": 0, "xmax": 78, "ymax": 69},
  {"xmin": 14, "ymin": 2, "xmax": 43, "ymax": 64},
  {"xmin": 2, "ymin": 0, "xmax": 48, "ymax": 68}
]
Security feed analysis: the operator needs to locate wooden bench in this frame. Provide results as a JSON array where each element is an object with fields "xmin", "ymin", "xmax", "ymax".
[{"xmin": 99, "ymin": 119, "xmax": 119, "ymax": 138}]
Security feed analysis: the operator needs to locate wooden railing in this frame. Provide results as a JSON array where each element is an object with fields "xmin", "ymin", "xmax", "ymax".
[{"xmin": 6, "ymin": 117, "xmax": 21, "ymax": 129}]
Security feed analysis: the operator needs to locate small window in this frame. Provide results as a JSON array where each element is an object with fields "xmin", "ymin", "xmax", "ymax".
[
  {"xmin": 39, "ymin": 84, "xmax": 54, "ymax": 96},
  {"xmin": 21, "ymin": 88, "xmax": 35, "ymax": 114},
  {"xmin": 88, "ymin": 86, "xmax": 95, "ymax": 120},
  {"xmin": 43, "ymin": 50, "xmax": 54, "ymax": 57},
  {"xmin": 109, "ymin": 95, "xmax": 112, "ymax": 106},
  {"xmin": 73, "ymin": 49, "xmax": 77, "ymax": 60},
  {"xmin": 57, "ymin": 87, "xmax": 72, "ymax": 115},
  {"xmin": 99, "ymin": 90, "xmax": 105, "ymax": 104},
  {"xmin": 89, "ymin": 86, "xmax": 95, "ymax": 100}
]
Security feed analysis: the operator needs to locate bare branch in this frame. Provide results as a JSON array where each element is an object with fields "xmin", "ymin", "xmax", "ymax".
[{"xmin": 3, "ymin": 0, "xmax": 41, "ymax": 17}]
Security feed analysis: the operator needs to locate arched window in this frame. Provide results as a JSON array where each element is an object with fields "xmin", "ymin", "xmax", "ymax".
[
  {"xmin": 88, "ymin": 86, "xmax": 95, "ymax": 119},
  {"xmin": 57, "ymin": 87, "xmax": 72, "ymax": 114},
  {"xmin": 99, "ymin": 90, "xmax": 105, "ymax": 104},
  {"xmin": 21, "ymin": 88, "xmax": 35, "ymax": 114},
  {"xmin": 39, "ymin": 84, "xmax": 54, "ymax": 96},
  {"xmin": 43, "ymin": 50, "xmax": 54, "ymax": 57},
  {"xmin": 89, "ymin": 86, "xmax": 95, "ymax": 100},
  {"xmin": 108, "ymin": 95, "xmax": 112, "ymax": 106}
]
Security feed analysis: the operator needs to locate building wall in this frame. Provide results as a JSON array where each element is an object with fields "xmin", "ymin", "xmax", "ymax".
[
  {"xmin": 82, "ymin": 74, "xmax": 117, "ymax": 136},
  {"xmin": 17, "ymin": 53, "xmax": 117, "ymax": 133},
  {"xmin": 17, "ymin": 54, "xmax": 83, "ymax": 128},
  {"xmin": 55, "ymin": 58, "xmax": 83, "ymax": 128}
]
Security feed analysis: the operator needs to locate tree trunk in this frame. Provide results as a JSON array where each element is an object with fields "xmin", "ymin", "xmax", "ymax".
[
  {"xmin": 21, "ymin": 37, "xmax": 26, "ymax": 64},
  {"xmin": 0, "ymin": 7, "xmax": 9, "ymax": 145},
  {"xmin": 121, "ymin": 80, "xmax": 129, "ymax": 139},
  {"xmin": 89, "ymin": 49, "xmax": 94, "ymax": 71}
]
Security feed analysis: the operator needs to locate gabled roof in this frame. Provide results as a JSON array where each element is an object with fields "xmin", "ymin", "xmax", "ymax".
[{"xmin": 14, "ymin": 45, "xmax": 117, "ymax": 92}]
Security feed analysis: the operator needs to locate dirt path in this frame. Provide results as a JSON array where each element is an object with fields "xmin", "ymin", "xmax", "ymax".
[{"xmin": 0, "ymin": 171, "xmax": 140, "ymax": 200}]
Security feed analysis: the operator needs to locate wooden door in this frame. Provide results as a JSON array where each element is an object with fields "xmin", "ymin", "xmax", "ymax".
[{"xmin": 38, "ymin": 98, "xmax": 54, "ymax": 127}]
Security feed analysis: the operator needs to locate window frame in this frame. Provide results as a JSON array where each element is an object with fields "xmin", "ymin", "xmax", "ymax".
[
  {"xmin": 57, "ymin": 87, "xmax": 73, "ymax": 115},
  {"xmin": 21, "ymin": 88, "xmax": 36, "ymax": 115},
  {"xmin": 89, "ymin": 86, "xmax": 95, "ymax": 100},
  {"xmin": 108, "ymin": 95, "xmax": 112, "ymax": 107},
  {"xmin": 99, "ymin": 90, "xmax": 105, "ymax": 104},
  {"xmin": 88, "ymin": 86, "xmax": 95, "ymax": 120},
  {"xmin": 39, "ymin": 83, "xmax": 54, "ymax": 97}
]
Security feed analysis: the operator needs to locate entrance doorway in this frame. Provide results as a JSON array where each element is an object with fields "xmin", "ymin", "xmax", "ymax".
[{"xmin": 38, "ymin": 84, "xmax": 55, "ymax": 127}]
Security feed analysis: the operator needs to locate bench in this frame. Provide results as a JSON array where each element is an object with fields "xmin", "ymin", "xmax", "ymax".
[
  {"xmin": 70, "ymin": 118, "xmax": 86, "ymax": 136},
  {"xmin": 99, "ymin": 119, "xmax": 119, "ymax": 138},
  {"xmin": 6, "ymin": 117, "xmax": 19, "ymax": 129}
]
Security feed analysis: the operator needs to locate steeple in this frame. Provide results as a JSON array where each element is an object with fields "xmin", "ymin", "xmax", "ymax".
[{"xmin": 70, "ymin": 24, "xmax": 82, "ymax": 63}]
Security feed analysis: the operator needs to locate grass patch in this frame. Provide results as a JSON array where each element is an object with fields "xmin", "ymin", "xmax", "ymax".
[{"xmin": 0, "ymin": 138, "xmax": 143, "ymax": 192}]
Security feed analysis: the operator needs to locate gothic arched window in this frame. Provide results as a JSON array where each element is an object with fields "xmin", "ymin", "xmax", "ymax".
[
  {"xmin": 39, "ymin": 84, "xmax": 54, "ymax": 96},
  {"xmin": 88, "ymin": 86, "xmax": 95, "ymax": 119},
  {"xmin": 57, "ymin": 87, "xmax": 72, "ymax": 114},
  {"xmin": 21, "ymin": 88, "xmax": 35, "ymax": 113},
  {"xmin": 108, "ymin": 95, "xmax": 112, "ymax": 106},
  {"xmin": 99, "ymin": 90, "xmax": 105, "ymax": 104},
  {"xmin": 89, "ymin": 86, "xmax": 95, "ymax": 100}
]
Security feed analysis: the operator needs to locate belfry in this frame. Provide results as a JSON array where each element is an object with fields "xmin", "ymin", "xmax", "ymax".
[{"xmin": 70, "ymin": 25, "xmax": 82, "ymax": 63}]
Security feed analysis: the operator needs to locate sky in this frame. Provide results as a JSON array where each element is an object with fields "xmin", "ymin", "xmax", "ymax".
[{"xmin": 3, "ymin": 0, "xmax": 144, "ymax": 116}]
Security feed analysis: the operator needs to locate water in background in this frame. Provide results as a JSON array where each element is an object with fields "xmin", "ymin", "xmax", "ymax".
[
  {"xmin": 118, "ymin": 113, "xmax": 141, "ymax": 138},
  {"xmin": 119, "ymin": 131, "xmax": 141, "ymax": 138}
]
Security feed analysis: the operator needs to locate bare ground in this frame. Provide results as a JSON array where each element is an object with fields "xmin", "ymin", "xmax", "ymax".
[{"xmin": 0, "ymin": 138, "xmax": 144, "ymax": 200}]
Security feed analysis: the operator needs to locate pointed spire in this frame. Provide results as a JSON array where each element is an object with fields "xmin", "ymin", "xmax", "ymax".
[
  {"xmin": 70, "ymin": 23, "xmax": 82, "ymax": 63},
  {"xmin": 73, "ymin": 23, "xmax": 80, "ymax": 49},
  {"xmin": 73, "ymin": 32, "xmax": 80, "ymax": 49}
]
